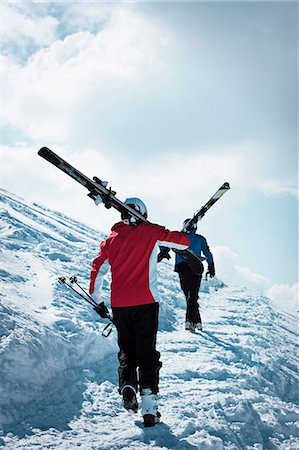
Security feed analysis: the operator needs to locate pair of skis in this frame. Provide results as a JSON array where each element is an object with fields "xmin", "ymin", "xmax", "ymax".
[
  {"xmin": 157, "ymin": 181, "xmax": 230, "ymax": 262},
  {"xmin": 37, "ymin": 147, "xmax": 230, "ymax": 274},
  {"xmin": 182, "ymin": 182, "xmax": 230, "ymax": 231}
]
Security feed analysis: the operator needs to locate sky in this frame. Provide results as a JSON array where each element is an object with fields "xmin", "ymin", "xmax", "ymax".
[{"xmin": 1, "ymin": 1, "xmax": 298, "ymax": 312}]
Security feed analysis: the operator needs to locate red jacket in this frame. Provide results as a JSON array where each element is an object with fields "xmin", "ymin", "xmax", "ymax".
[{"xmin": 89, "ymin": 221, "xmax": 189, "ymax": 307}]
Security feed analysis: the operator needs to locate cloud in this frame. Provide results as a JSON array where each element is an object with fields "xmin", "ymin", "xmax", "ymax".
[
  {"xmin": 3, "ymin": 6, "xmax": 170, "ymax": 142},
  {"xmin": 1, "ymin": 144, "xmax": 122, "ymax": 233},
  {"xmin": 212, "ymin": 246, "xmax": 238, "ymax": 267},
  {"xmin": 122, "ymin": 148, "xmax": 243, "ymax": 215},
  {"xmin": 56, "ymin": 3, "xmax": 117, "ymax": 35},
  {"xmin": 261, "ymin": 180, "xmax": 299, "ymax": 198},
  {"xmin": 213, "ymin": 246, "xmax": 297, "ymax": 315},
  {"xmin": 3, "ymin": 4, "xmax": 58, "ymax": 57},
  {"xmin": 212, "ymin": 245, "xmax": 270, "ymax": 292},
  {"xmin": 267, "ymin": 283, "xmax": 298, "ymax": 314},
  {"xmin": 3, "ymin": 3, "xmax": 297, "ymax": 202},
  {"xmin": 234, "ymin": 265, "xmax": 269, "ymax": 286}
]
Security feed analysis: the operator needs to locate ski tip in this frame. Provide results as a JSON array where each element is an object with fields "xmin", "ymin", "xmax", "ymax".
[
  {"xmin": 222, "ymin": 182, "xmax": 230, "ymax": 189},
  {"xmin": 38, "ymin": 147, "xmax": 51, "ymax": 156},
  {"xmin": 38, "ymin": 147, "xmax": 62, "ymax": 166}
]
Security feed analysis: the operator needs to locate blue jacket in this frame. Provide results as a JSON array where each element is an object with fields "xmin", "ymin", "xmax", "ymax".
[{"xmin": 175, "ymin": 231, "xmax": 214, "ymax": 265}]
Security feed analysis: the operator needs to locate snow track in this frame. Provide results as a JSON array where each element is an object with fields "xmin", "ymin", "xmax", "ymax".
[{"xmin": 0, "ymin": 189, "xmax": 298, "ymax": 449}]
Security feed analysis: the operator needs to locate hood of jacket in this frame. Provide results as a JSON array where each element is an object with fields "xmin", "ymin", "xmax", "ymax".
[{"xmin": 111, "ymin": 220, "xmax": 143, "ymax": 236}]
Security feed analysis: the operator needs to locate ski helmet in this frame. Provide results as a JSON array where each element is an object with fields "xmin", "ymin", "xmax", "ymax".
[
  {"xmin": 183, "ymin": 218, "xmax": 197, "ymax": 232},
  {"xmin": 123, "ymin": 197, "xmax": 148, "ymax": 225}
]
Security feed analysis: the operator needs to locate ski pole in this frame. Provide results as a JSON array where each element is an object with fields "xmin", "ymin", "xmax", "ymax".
[
  {"xmin": 58, "ymin": 277, "xmax": 114, "ymax": 334},
  {"xmin": 69, "ymin": 276, "xmax": 114, "ymax": 323},
  {"xmin": 58, "ymin": 277, "xmax": 96, "ymax": 307},
  {"xmin": 69, "ymin": 276, "xmax": 95, "ymax": 302}
]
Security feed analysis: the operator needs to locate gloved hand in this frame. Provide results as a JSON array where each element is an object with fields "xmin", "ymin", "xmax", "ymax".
[
  {"xmin": 93, "ymin": 301, "xmax": 110, "ymax": 318},
  {"xmin": 207, "ymin": 262, "xmax": 215, "ymax": 278},
  {"xmin": 157, "ymin": 248, "xmax": 171, "ymax": 263}
]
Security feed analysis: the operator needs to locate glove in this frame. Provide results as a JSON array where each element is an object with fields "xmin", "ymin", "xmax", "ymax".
[
  {"xmin": 207, "ymin": 262, "xmax": 215, "ymax": 278},
  {"xmin": 93, "ymin": 301, "xmax": 110, "ymax": 318},
  {"xmin": 157, "ymin": 248, "xmax": 171, "ymax": 263}
]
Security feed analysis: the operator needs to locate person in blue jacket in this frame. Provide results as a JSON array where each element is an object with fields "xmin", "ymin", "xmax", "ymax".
[{"xmin": 175, "ymin": 219, "xmax": 215, "ymax": 332}]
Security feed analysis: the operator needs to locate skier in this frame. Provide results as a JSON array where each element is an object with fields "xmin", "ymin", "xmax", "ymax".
[
  {"xmin": 175, "ymin": 219, "xmax": 215, "ymax": 332},
  {"xmin": 89, "ymin": 198, "xmax": 189, "ymax": 427}
]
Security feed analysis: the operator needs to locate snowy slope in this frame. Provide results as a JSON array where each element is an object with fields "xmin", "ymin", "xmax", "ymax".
[{"xmin": 0, "ymin": 188, "xmax": 298, "ymax": 449}]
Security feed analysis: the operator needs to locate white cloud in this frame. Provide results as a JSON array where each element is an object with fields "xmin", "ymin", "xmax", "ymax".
[
  {"xmin": 262, "ymin": 180, "xmax": 299, "ymax": 198},
  {"xmin": 212, "ymin": 246, "xmax": 297, "ymax": 316},
  {"xmin": 212, "ymin": 246, "xmax": 238, "ymax": 268},
  {"xmin": 58, "ymin": 3, "xmax": 113, "ymax": 33},
  {"xmin": 3, "ymin": 4, "xmax": 58, "ymax": 50},
  {"xmin": 2, "ymin": 4, "xmax": 297, "ymax": 201},
  {"xmin": 3, "ymin": 7, "xmax": 169, "ymax": 142},
  {"xmin": 211, "ymin": 245, "xmax": 270, "ymax": 292},
  {"xmin": 1, "ymin": 143, "xmax": 121, "ymax": 233},
  {"xmin": 234, "ymin": 265, "xmax": 269, "ymax": 286},
  {"xmin": 119, "ymin": 145, "xmax": 249, "ymax": 219},
  {"xmin": 267, "ymin": 283, "xmax": 298, "ymax": 314}
]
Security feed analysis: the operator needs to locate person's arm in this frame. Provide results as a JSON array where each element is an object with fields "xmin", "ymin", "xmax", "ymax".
[
  {"xmin": 201, "ymin": 237, "xmax": 215, "ymax": 277},
  {"xmin": 89, "ymin": 240, "xmax": 110, "ymax": 303},
  {"xmin": 157, "ymin": 227, "xmax": 190, "ymax": 250}
]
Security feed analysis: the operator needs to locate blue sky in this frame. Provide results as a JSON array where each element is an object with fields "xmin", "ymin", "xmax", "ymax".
[{"xmin": 1, "ymin": 1, "xmax": 298, "ymax": 311}]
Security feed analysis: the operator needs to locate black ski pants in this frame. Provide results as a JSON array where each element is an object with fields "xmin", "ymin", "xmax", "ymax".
[
  {"xmin": 176, "ymin": 262, "xmax": 203, "ymax": 324},
  {"xmin": 112, "ymin": 303, "xmax": 162, "ymax": 395}
]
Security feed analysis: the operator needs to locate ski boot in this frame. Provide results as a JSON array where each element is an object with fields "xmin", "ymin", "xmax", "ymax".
[
  {"xmin": 185, "ymin": 321, "xmax": 196, "ymax": 333},
  {"xmin": 141, "ymin": 388, "xmax": 161, "ymax": 427},
  {"xmin": 185, "ymin": 321, "xmax": 203, "ymax": 332},
  {"xmin": 121, "ymin": 385, "xmax": 138, "ymax": 413},
  {"xmin": 196, "ymin": 321, "xmax": 203, "ymax": 331}
]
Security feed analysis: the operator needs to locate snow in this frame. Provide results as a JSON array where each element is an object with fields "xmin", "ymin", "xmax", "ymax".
[{"xmin": 0, "ymin": 188, "xmax": 298, "ymax": 449}]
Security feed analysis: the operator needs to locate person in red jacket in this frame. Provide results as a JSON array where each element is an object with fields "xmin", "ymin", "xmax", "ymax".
[{"xmin": 89, "ymin": 197, "xmax": 189, "ymax": 427}]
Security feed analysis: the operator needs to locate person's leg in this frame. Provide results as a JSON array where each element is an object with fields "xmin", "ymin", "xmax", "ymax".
[
  {"xmin": 133, "ymin": 303, "xmax": 161, "ymax": 426},
  {"xmin": 178, "ymin": 271, "xmax": 190, "ymax": 300},
  {"xmin": 187, "ymin": 272, "xmax": 202, "ymax": 324},
  {"xmin": 112, "ymin": 307, "xmax": 138, "ymax": 393},
  {"xmin": 177, "ymin": 264, "xmax": 193, "ymax": 323},
  {"xmin": 133, "ymin": 303, "xmax": 162, "ymax": 395}
]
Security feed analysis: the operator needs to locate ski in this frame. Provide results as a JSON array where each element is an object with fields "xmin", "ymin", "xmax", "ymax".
[
  {"xmin": 182, "ymin": 182, "xmax": 230, "ymax": 232},
  {"xmin": 38, "ymin": 147, "xmax": 204, "ymax": 274},
  {"xmin": 38, "ymin": 147, "xmax": 147, "ymax": 222},
  {"xmin": 157, "ymin": 182, "xmax": 230, "ymax": 262}
]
